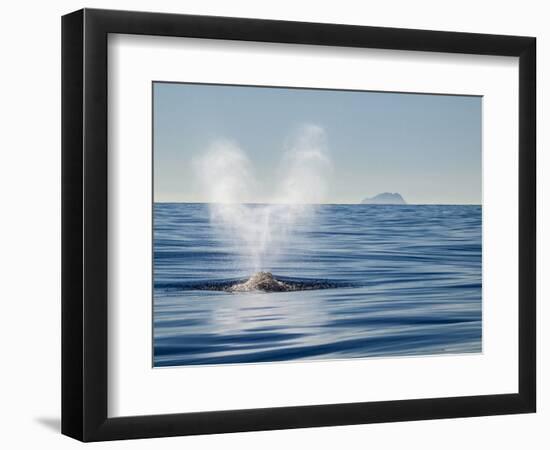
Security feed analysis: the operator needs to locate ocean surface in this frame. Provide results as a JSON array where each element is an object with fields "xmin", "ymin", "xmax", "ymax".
[{"xmin": 153, "ymin": 203, "xmax": 482, "ymax": 367}]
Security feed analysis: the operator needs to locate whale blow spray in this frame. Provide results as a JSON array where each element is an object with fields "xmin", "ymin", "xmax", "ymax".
[{"xmin": 193, "ymin": 124, "xmax": 331, "ymax": 275}]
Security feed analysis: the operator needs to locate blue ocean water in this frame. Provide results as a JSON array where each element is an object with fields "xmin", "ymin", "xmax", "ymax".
[{"xmin": 153, "ymin": 203, "xmax": 481, "ymax": 367}]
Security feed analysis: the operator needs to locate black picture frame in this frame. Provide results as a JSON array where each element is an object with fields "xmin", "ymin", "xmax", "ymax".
[{"xmin": 62, "ymin": 8, "xmax": 536, "ymax": 442}]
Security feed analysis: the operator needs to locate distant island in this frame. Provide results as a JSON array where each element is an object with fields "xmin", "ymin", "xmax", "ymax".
[{"xmin": 361, "ymin": 192, "xmax": 407, "ymax": 205}]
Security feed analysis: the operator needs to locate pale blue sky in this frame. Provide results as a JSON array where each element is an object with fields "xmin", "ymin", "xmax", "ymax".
[{"xmin": 153, "ymin": 82, "xmax": 481, "ymax": 204}]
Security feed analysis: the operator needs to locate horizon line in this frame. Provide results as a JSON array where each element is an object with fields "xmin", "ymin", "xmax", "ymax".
[{"xmin": 153, "ymin": 201, "xmax": 482, "ymax": 206}]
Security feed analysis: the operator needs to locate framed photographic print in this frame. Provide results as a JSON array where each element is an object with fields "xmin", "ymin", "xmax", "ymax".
[{"xmin": 61, "ymin": 8, "xmax": 536, "ymax": 442}]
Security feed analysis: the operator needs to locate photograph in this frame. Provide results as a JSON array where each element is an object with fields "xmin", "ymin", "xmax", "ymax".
[{"xmin": 152, "ymin": 82, "xmax": 483, "ymax": 367}]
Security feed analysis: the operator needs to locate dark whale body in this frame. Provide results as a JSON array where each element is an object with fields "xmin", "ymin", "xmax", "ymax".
[
  {"xmin": 178, "ymin": 272, "xmax": 344, "ymax": 293},
  {"xmin": 227, "ymin": 272, "xmax": 342, "ymax": 293},
  {"xmin": 228, "ymin": 272, "xmax": 292, "ymax": 292}
]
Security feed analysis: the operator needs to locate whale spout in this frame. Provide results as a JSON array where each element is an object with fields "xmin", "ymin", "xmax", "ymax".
[{"xmin": 228, "ymin": 272, "xmax": 292, "ymax": 293}]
